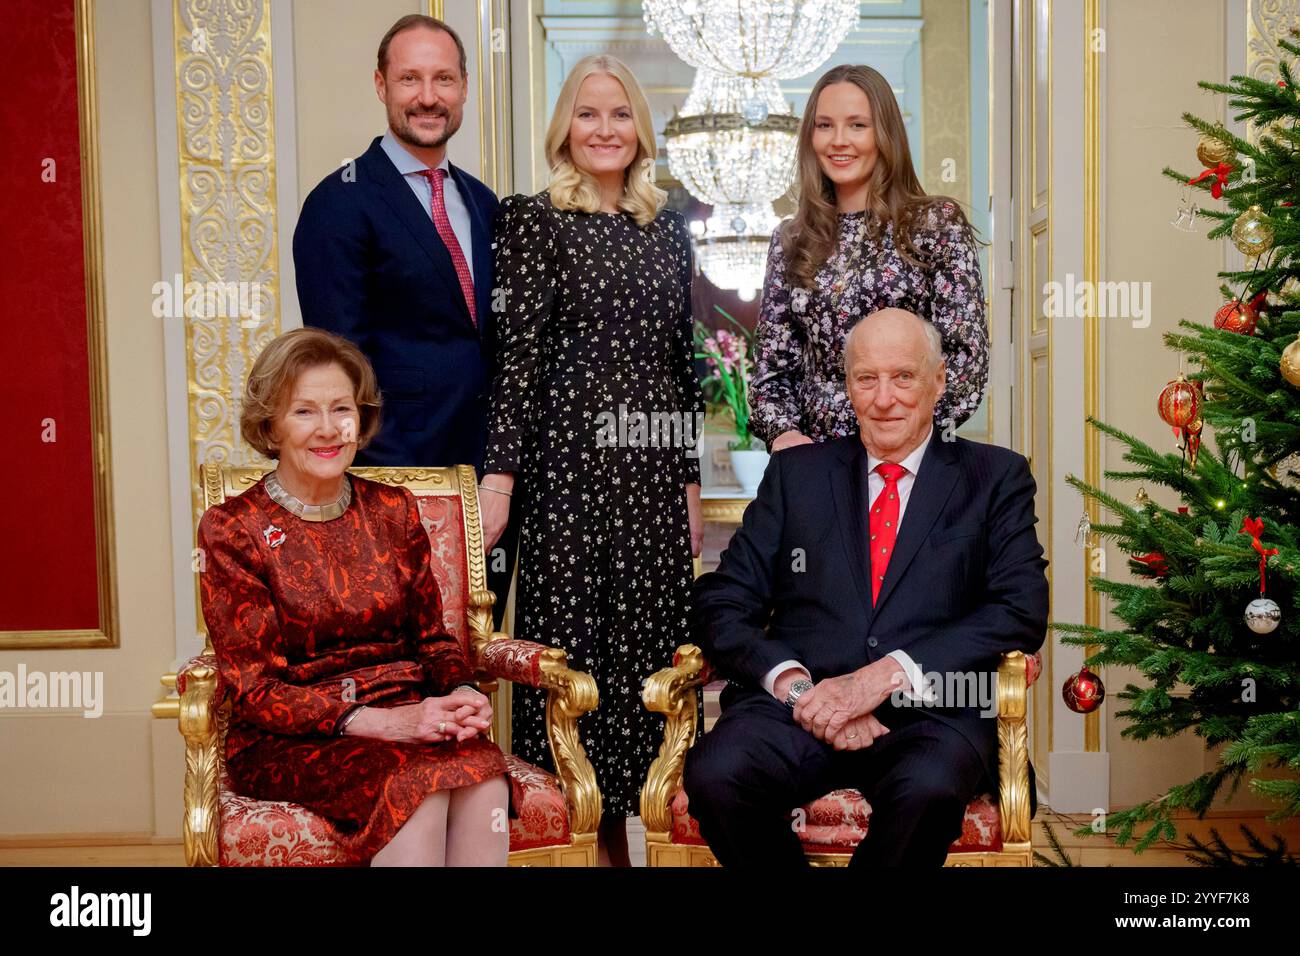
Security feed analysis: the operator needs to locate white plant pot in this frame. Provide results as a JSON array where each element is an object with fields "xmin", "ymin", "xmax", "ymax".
[{"xmin": 729, "ymin": 448, "xmax": 771, "ymax": 494}]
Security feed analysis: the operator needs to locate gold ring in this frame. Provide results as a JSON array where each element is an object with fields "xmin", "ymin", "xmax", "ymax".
[{"xmin": 438, "ymin": 722, "xmax": 446, "ymax": 734}]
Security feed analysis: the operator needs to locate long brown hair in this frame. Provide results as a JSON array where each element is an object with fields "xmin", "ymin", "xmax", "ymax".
[{"xmin": 783, "ymin": 64, "xmax": 976, "ymax": 290}]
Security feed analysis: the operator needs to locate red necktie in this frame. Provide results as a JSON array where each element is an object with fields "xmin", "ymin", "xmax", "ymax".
[
  {"xmin": 870, "ymin": 463, "xmax": 907, "ymax": 605},
  {"xmin": 417, "ymin": 168, "xmax": 477, "ymax": 326}
]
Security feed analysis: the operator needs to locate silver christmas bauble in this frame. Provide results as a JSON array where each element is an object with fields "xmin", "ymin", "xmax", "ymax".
[{"xmin": 1244, "ymin": 597, "xmax": 1281, "ymax": 634}]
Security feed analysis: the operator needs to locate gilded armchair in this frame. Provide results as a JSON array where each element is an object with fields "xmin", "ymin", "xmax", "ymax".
[
  {"xmin": 175, "ymin": 462, "xmax": 601, "ymax": 866},
  {"xmin": 640, "ymin": 645, "xmax": 1042, "ymax": 866}
]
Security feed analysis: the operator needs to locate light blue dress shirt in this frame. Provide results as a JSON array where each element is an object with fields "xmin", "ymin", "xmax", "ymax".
[{"xmin": 379, "ymin": 129, "xmax": 476, "ymax": 282}]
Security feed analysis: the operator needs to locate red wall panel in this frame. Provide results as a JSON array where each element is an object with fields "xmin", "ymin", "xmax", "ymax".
[{"xmin": 0, "ymin": 0, "xmax": 101, "ymax": 631}]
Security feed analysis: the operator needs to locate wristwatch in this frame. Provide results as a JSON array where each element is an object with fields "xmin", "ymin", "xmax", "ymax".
[{"xmin": 784, "ymin": 678, "xmax": 815, "ymax": 709}]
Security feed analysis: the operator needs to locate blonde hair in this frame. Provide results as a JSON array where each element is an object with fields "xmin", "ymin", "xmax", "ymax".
[
  {"xmin": 545, "ymin": 54, "xmax": 666, "ymax": 227},
  {"xmin": 240, "ymin": 327, "xmax": 383, "ymax": 458}
]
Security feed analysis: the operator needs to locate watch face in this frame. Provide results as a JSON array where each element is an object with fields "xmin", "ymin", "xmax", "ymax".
[{"xmin": 787, "ymin": 679, "xmax": 814, "ymax": 706}]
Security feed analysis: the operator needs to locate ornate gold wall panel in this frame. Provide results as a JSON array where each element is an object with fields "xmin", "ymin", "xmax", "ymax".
[
  {"xmin": 1248, "ymin": 0, "xmax": 1300, "ymax": 82},
  {"xmin": 172, "ymin": 0, "xmax": 281, "ymax": 626},
  {"xmin": 1248, "ymin": 0, "xmax": 1300, "ymax": 141}
]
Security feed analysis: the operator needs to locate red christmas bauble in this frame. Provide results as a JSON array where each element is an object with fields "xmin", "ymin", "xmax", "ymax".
[
  {"xmin": 1157, "ymin": 375, "xmax": 1200, "ymax": 429},
  {"xmin": 1214, "ymin": 300, "xmax": 1259, "ymax": 335},
  {"xmin": 1063, "ymin": 668, "xmax": 1106, "ymax": 714}
]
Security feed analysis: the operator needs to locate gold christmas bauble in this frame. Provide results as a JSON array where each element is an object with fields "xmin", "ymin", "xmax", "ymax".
[
  {"xmin": 1281, "ymin": 336, "xmax": 1300, "ymax": 387},
  {"xmin": 1196, "ymin": 130, "xmax": 1235, "ymax": 167},
  {"xmin": 1232, "ymin": 205, "xmax": 1275, "ymax": 257}
]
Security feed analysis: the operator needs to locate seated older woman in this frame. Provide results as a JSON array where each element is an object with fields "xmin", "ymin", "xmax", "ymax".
[{"xmin": 197, "ymin": 327, "xmax": 509, "ymax": 866}]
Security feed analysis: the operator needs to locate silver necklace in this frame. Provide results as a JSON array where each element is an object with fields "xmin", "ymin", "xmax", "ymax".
[{"xmin": 265, "ymin": 471, "xmax": 352, "ymax": 522}]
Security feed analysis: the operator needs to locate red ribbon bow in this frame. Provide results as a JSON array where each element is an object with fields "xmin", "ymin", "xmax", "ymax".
[
  {"xmin": 1188, "ymin": 162, "xmax": 1233, "ymax": 199},
  {"xmin": 1132, "ymin": 552, "xmax": 1169, "ymax": 577},
  {"xmin": 1240, "ymin": 516, "xmax": 1277, "ymax": 594}
]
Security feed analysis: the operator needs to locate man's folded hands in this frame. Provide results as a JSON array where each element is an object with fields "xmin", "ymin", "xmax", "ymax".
[{"xmin": 793, "ymin": 657, "xmax": 911, "ymax": 750}]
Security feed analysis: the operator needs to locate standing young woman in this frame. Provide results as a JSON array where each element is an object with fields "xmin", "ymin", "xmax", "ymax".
[
  {"xmin": 478, "ymin": 54, "xmax": 704, "ymax": 866},
  {"xmin": 750, "ymin": 64, "xmax": 989, "ymax": 450}
]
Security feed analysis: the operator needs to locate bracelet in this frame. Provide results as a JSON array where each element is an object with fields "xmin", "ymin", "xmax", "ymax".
[
  {"xmin": 336, "ymin": 705, "xmax": 366, "ymax": 735},
  {"xmin": 480, "ymin": 484, "xmax": 512, "ymax": 498}
]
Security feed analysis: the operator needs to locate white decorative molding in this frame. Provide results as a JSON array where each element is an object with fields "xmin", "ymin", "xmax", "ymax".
[
  {"xmin": 152, "ymin": 0, "xmax": 199, "ymax": 667},
  {"xmin": 272, "ymin": 0, "xmax": 301, "ymax": 331}
]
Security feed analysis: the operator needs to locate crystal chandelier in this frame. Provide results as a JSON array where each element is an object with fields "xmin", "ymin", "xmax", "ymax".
[
  {"xmin": 644, "ymin": 0, "xmax": 859, "ymax": 79},
  {"xmin": 691, "ymin": 202, "xmax": 781, "ymax": 301},
  {"xmin": 665, "ymin": 71, "xmax": 798, "ymax": 208}
]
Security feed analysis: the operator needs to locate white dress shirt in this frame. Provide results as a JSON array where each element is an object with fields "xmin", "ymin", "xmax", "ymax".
[
  {"xmin": 379, "ymin": 129, "xmax": 476, "ymax": 282},
  {"xmin": 762, "ymin": 426, "xmax": 938, "ymax": 703}
]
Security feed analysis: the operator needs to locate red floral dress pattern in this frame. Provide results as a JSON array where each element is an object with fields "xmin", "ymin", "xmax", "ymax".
[{"xmin": 197, "ymin": 474, "xmax": 508, "ymax": 861}]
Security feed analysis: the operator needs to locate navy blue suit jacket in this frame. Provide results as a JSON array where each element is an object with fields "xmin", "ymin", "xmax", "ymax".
[
  {"xmin": 293, "ymin": 136, "xmax": 500, "ymax": 468},
  {"xmin": 692, "ymin": 434, "xmax": 1049, "ymax": 787}
]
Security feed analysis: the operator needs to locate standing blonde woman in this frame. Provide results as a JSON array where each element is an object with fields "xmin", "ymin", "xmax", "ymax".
[
  {"xmin": 479, "ymin": 54, "xmax": 704, "ymax": 866},
  {"xmin": 751, "ymin": 64, "xmax": 989, "ymax": 450}
]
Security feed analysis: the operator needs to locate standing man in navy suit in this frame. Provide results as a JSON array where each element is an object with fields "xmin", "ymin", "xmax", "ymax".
[
  {"xmin": 683, "ymin": 308, "xmax": 1048, "ymax": 866},
  {"xmin": 294, "ymin": 14, "xmax": 517, "ymax": 623}
]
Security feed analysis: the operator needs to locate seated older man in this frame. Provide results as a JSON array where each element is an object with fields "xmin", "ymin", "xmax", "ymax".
[{"xmin": 683, "ymin": 307, "xmax": 1048, "ymax": 867}]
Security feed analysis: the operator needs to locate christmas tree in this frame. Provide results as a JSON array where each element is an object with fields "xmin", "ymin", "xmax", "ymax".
[{"xmin": 1054, "ymin": 32, "xmax": 1300, "ymax": 861}]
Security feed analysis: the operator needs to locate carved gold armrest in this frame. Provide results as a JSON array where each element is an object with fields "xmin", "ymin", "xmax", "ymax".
[
  {"xmin": 177, "ymin": 654, "xmax": 226, "ymax": 867},
  {"xmin": 468, "ymin": 589, "xmax": 602, "ymax": 837},
  {"xmin": 996, "ymin": 650, "xmax": 1032, "ymax": 847},
  {"xmin": 639, "ymin": 644, "xmax": 708, "ymax": 835}
]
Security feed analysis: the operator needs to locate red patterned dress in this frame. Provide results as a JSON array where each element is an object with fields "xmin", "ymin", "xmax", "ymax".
[{"xmin": 197, "ymin": 474, "xmax": 508, "ymax": 861}]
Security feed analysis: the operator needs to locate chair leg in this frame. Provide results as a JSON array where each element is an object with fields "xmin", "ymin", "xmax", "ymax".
[{"xmin": 178, "ymin": 660, "xmax": 223, "ymax": 867}]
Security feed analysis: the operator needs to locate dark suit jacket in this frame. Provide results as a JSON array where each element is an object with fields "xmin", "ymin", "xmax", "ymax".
[
  {"xmin": 293, "ymin": 137, "xmax": 500, "ymax": 469},
  {"xmin": 691, "ymin": 433, "xmax": 1049, "ymax": 787}
]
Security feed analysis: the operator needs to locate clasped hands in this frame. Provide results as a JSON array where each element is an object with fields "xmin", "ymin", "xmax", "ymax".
[
  {"xmin": 784, "ymin": 658, "xmax": 909, "ymax": 751},
  {"xmin": 344, "ymin": 688, "xmax": 493, "ymax": 744}
]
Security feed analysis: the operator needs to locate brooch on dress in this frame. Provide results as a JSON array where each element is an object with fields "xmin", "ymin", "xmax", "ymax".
[{"xmin": 263, "ymin": 524, "xmax": 286, "ymax": 549}]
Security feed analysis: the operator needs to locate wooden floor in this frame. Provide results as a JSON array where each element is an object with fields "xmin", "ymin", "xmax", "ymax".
[
  {"xmin": 0, "ymin": 843, "xmax": 185, "ymax": 867},
  {"xmin": 1031, "ymin": 809, "xmax": 1300, "ymax": 867},
  {"xmin": 1, "ymin": 811, "xmax": 1291, "ymax": 867}
]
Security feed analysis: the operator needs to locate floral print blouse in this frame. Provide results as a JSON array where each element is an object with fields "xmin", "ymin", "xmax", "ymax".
[{"xmin": 749, "ymin": 201, "xmax": 989, "ymax": 445}]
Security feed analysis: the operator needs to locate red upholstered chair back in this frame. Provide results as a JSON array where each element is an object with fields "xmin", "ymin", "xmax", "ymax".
[
  {"xmin": 409, "ymin": 491, "xmax": 471, "ymax": 656},
  {"xmin": 202, "ymin": 464, "xmax": 491, "ymax": 667}
]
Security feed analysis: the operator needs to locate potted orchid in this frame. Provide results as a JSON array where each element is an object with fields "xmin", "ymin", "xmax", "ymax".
[{"xmin": 694, "ymin": 307, "xmax": 770, "ymax": 493}]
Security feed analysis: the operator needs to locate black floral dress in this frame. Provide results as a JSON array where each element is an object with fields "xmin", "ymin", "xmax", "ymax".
[
  {"xmin": 484, "ymin": 192, "xmax": 703, "ymax": 818},
  {"xmin": 750, "ymin": 201, "xmax": 989, "ymax": 445}
]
